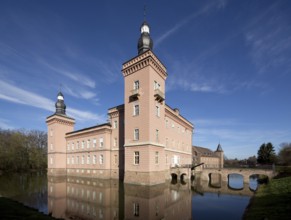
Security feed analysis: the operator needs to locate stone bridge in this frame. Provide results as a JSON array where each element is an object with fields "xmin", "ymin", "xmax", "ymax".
[
  {"xmin": 192, "ymin": 178, "xmax": 255, "ymax": 197},
  {"xmin": 169, "ymin": 166, "xmax": 192, "ymax": 181},
  {"xmin": 199, "ymin": 168, "xmax": 276, "ymax": 183}
]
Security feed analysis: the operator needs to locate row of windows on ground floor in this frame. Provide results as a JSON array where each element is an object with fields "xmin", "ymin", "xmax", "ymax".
[{"xmin": 50, "ymin": 152, "xmax": 185, "ymax": 167}]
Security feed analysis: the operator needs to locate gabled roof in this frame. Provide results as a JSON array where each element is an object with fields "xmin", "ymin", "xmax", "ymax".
[{"xmin": 193, "ymin": 146, "xmax": 216, "ymax": 157}]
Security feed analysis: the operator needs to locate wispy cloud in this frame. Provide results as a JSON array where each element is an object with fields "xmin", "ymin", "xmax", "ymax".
[
  {"xmin": 0, "ymin": 79, "xmax": 105, "ymax": 122},
  {"xmin": 42, "ymin": 61, "xmax": 96, "ymax": 88},
  {"xmin": 156, "ymin": 0, "xmax": 228, "ymax": 46},
  {"xmin": 192, "ymin": 118, "xmax": 290, "ymax": 159},
  {"xmin": 244, "ymin": 3, "xmax": 291, "ymax": 75},
  {"xmin": 62, "ymin": 84, "xmax": 97, "ymax": 101},
  {"xmin": 0, "ymin": 118, "xmax": 14, "ymax": 130}
]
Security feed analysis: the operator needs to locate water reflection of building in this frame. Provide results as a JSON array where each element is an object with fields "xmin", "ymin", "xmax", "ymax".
[{"xmin": 48, "ymin": 177, "xmax": 191, "ymax": 220}]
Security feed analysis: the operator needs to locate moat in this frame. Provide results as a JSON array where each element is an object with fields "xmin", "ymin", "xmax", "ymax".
[{"xmin": 0, "ymin": 172, "xmax": 259, "ymax": 219}]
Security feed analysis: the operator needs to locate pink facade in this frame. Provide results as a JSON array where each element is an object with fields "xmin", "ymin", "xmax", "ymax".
[{"xmin": 46, "ymin": 21, "xmax": 195, "ymax": 185}]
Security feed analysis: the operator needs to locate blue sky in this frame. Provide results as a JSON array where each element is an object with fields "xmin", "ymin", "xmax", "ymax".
[{"xmin": 0, "ymin": 0, "xmax": 290, "ymax": 159}]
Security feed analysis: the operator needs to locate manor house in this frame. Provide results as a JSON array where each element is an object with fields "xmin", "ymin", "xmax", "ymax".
[{"xmin": 46, "ymin": 20, "xmax": 223, "ymax": 185}]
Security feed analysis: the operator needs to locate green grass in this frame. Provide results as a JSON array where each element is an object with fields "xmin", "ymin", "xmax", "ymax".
[
  {"xmin": 0, "ymin": 197, "xmax": 59, "ymax": 220},
  {"xmin": 244, "ymin": 176, "xmax": 291, "ymax": 220}
]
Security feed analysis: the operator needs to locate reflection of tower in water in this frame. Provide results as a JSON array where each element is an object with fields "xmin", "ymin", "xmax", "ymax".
[{"xmin": 48, "ymin": 177, "xmax": 191, "ymax": 220}]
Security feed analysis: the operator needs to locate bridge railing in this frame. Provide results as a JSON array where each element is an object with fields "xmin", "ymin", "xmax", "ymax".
[{"xmin": 224, "ymin": 164, "xmax": 274, "ymax": 170}]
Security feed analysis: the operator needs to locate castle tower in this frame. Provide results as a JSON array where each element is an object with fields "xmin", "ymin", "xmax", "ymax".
[
  {"xmin": 46, "ymin": 92, "xmax": 75, "ymax": 175},
  {"xmin": 215, "ymin": 143, "xmax": 224, "ymax": 168},
  {"xmin": 122, "ymin": 21, "xmax": 168, "ymax": 185}
]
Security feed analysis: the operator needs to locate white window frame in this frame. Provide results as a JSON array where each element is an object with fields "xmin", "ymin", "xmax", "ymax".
[
  {"xmin": 87, "ymin": 155, "xmax": 90, "ymax": 164},
  {"xmin": 99, "ymin": 137, "xmax": 104, "ymax": 148},
  {"xmin": 82, "ymin": 155, "xmax": 85, "ymax": 164},
  {"xmin": 134, "ymin": 80, "xmax": 139, "ymax": 90},
  {"xmin": 134, "ymin": 151, "xmax": 140, "ymax": 165},
  {"xmin": 156, "ymin": 105, "xmax": 160, "ymax": 117},
  {"xmin": 72, "ymin": 142, "xmax": 74, "ymax": 150},
  {"xmin": 114, "ymin": 137, "xmax": 117, "ymax": 147},
  {"xmin": 99, "ymin": 154, "xmax": 104, "ymax": 165},
  {"xmin": 133, "ymin": 104, "xmax": 139, "ymax": 116},
  {"xmin": 134, "ymin": 128, "xmax": 139, "ymax": 141},
  {"xmin": 114, "ymin": 120, "xmax": 117, "ymax": 129},
  {"xmin": 82, "ymin": 140, "xmax": 85, "ymax": 149},
  {"xmin": 87, "ymin": 139, "xmax": 90, "ymax": 148},
  {"xmin": 156, "ymin": 129, "xmax": 159, "ymax": 142},
  {"xmin": 93, "ymin": 138, "xmax": 97, "ymax": 148},
  {"xmin": 155, "ymin": 151, "xmax": 159, "ymax": 164},
  {"xmin": 93, "ymin": 155, "xmax": 97, "ymax": 164}
]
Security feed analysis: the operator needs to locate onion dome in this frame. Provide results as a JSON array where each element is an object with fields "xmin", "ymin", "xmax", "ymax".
[
  {"xmin": 55, "ymin": 92, "xmax": 66, "ymax": 115},
  {"xmin": 137, "ymin": 21, "xmax": 153, "ymax": 54}
]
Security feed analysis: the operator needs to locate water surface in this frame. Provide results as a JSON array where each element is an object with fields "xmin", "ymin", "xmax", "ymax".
[{"xmin": 0, "ymin": 172, "xmax": 257, "ymax": 219}]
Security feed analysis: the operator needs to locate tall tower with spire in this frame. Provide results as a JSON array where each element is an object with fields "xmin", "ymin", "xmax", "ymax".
[
  {"xmin": 46, "ymin": 92, "xmax": 75, "ymax": 175},
  {"xmin": 215, "ymin": 143, "xmax": 224, "ymax": 168},
  {"xmin": 122, "ymin": 19, "xmax": 168, "ymax": 185}
]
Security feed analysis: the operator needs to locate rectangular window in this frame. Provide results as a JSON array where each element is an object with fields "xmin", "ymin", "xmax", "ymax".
[
  {"xmin": 87, "ymin": 155, "xmax": 90, "ymax": 164},
  {"xmin": 82, "ymin": 155, "xmax": 85, "ymax": 164},
  {"xmin": 134, "ymin": 80, "xmax": 139, "ymax": 89},
  {"xmin": 77, "ymin": 156, "xmax": 79, "ymax": 164},
  {"xmin": 87, "ymin": 139, "xmax": 90, "ymax": 148},
  {"xmin": 72, "ymin": 156, "xmax": 74, "ymax": 164},
  {"xmin": 133, "ymin": 104, "xmax": 139, "ymax": 116},
  {"xmin": 72, "ymin": 142, "xmax": 74, "ymax": 150},
  {"xmin": 156, "ymin": 105, "xmax": 160, "ymax": 117},
  {"xmin": 99, "ymin": 138, "xmax": 104, "ymax": 147},
  {"xmin": 93, "ymin": 155, "xmax": 97, "ymax": 164},
  {"xmin": 133, "ymin": 203, "xmax": 139, "ymax": 217},
  {"xmin": 67, "ymin": 142, "xmax": 70, "ymax": 150},
  {"xmin": 67, "ymin": 156, "xmax": 70, "ymax": 164},
  {"xmin": 114, "ymin": 155, "xmax": 117, "ymax": 165},
  {"xmin": 50, "ymin": 143, "xmax": 53, "ymax": 150},
  {"xmin": 82, "ymin": 141, "xmax": 85, "ymax": 149},
  {"xmin": 134, "ymin": 151, "xmax": 140, "ymax": 165},
  {"xmin": 154, "ymin": 81, "xmax": 160, "ymax": 90},
  {"xmin": 50, "ymin": 129, "xmax": 53, "ymax": 137},
  {"xmin": 134, "ymin": 129, "xmax": 139, "ymax": 140},
  {"xmin": 77, "ymin": 141, "xmax": 79, "ymax": 149},
  {"xmin": 156, "ymin": 129, "xmax": 159, "ymax": 142},
  {"xmin": 99, "ymin": 154, "xmax": 104, "ymax": 164},
  {"xmin": 114, "ymin": 120, "xmax": 118, "ymax": 129},
  {"xmin": 114, "ymin": 137, "xmax": 117, "ymax": 147},
  {"xmin": 155, "ymin": 151, "xmax": 159, "ymax": 164},
  {"xmin": 93, "ymin": 138, "xmax": 97, "ymax": 148},
  {"xmin": 50, "ymin": 156, "xmax": 53, "ymax": 165},
  {"xmin": 166, "ymin": 138, "xmax": 168, "ymax": 147}
]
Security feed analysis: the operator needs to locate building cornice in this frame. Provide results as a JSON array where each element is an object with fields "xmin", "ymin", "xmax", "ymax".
[
  {"xmin": 46, "ymin": 114, "xmax": 75, "ymax": 126},
  {"xmin": 122, "ymin": 50, "xmax": 167, "ymax": 79},
  {"xmin": 66, "ymin": 123, "xmax": 111, "ymax": 137},
  {"xmin": 124, "ymin": 141, "xmax": 165, "ymax": 148}
]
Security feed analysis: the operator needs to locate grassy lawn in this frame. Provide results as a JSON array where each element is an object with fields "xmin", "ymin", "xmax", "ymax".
[
  {"xmin": 0, "ymin": 197, "xmax": 59, "ymax": 220},
  {"xmin": 244, "ymin": 175, "xmax": 291, "ymax": 220}
]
